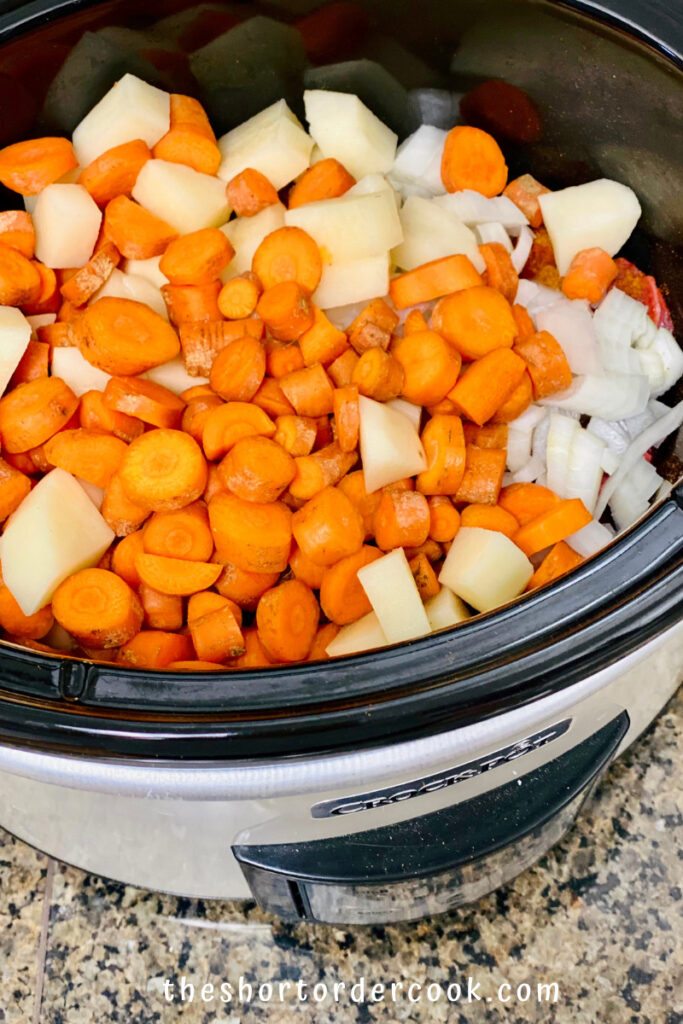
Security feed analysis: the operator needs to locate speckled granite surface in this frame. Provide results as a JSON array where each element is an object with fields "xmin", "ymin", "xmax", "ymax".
[{"xmin": 0, "ymin": 690, "xmax": 680, "ymax": 1024}]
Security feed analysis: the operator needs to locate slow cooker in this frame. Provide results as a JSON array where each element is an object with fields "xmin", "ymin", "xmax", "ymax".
[{"xmin": 0, "ymin": 0, "xmax": 680, "ymax": 925}]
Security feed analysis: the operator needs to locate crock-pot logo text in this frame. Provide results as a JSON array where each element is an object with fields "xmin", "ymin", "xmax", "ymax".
[{"xmin": 311, "ymin": 720, "xmax": 572, "ymax": 818}]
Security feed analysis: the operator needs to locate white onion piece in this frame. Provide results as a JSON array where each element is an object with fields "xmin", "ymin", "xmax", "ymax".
[
  {"xmin": 568, "ymin": 519, "xmax": 615, "ymax": 557},
  {"xmin": 587, "ymin": 416, "xmax": 630, "ymax": 454},
  {"xmin": 609, "ymin": 461, "xmax": 661, "ymax": 531},
  {"xmin": 601, "ymin": 448, "xmax": 620, "ymax": 476},
  {"xmin": 389, "ymin": 125, "xmax": 446, "ymax": 196},
  {"xmin": 539, "ymin": 373, "xmax": 650, "ymax": 420},
  {"xmin": 599, "ymin": 335, "xmax": 641, "ymax": 375},
  {"xmin": 545, "ymin": 412, "xmax": 578, "ymax": 496},
  {"xmin": 509, "ymin": 453, "xmax": 545, "ymax": 483},
  {"xmin": 594, "ymin": 287, "xmax": 650, "ymax": 346},
  {"xmin": 434, "ymin": 191, "xmax": 528, "ymax": 230},
  {"xmin": 514, "ymin": 279, "xmax": 564, "ymax": 317},
  {"xmin": 645, "ymin": 328, "xmax": 683, "ymax": 394},
  {"xmin": 564, "ymin": 427, "xmax": 606, "ymax": 514},
  {"xmin": 475, "ymin": 221, "xmax": 513, "ymax": 252},
  {"xmin": 536, "ymin": 299, "xmax": 603, "ymax": 376},
  {"xmin": 506, "ymin": 426, "xmax": 533, "ymax": 473},
  {"xmin": 594, "ymin": 399, "xmax": 683, "ymax": 519},
  {"xmin": 510, "ymin": 225, "xmax": 534, "ymax": 274},
  {"xmin": 510, "ymin": 404, "xmax": 548, "ymax": 432},
  {"xmin": 637, "ymin": 348, "xmax": 667, "ymax": 395}
]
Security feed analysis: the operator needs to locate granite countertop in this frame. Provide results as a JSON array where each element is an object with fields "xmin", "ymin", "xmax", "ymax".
[{"xmin": 0, "ymin": 689, "xmax": 680, "ymax": 1024}]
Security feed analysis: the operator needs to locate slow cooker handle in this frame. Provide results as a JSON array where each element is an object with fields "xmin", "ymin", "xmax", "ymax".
[{"xmin": 233, "ymin": 712, "xmax": 628, "ymax": 923}]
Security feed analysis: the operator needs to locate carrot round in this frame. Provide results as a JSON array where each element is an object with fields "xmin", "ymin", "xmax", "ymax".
[
  {"xmin": 231, "ymin": 626, "xmax": 275, "ymax": 668},
  {"xmin": 307, "ymin": 622, "xmax": 339, "ymax": 661},
  {"xmin": 393, "ymin": 330, "xmax": 461, "ymax": 406},
  {"xmin": 143, "ymin": 502, "xmax": 213, "ymax": 561},
  {"xmin": 159, "ymin": 228, "xmax": 234, "ymax": 285},
  {"xmin": 9, "ymin": 339, "xmax": 48, "ymax": 387},
  {"xmin": 431, "ymin": 285, "xmax": 518, "ymax": 360},
  {"xmin": 428, "ymin": 495, "xmax": 460, "ymax": 542},
  {"xmin": 139, "ymin": 584, "xmax": 184, "ymax": 631},
  {"xmin": 409, "ymin": 552, "xmax": 440, "ymax": 601},
  {"xmin": 479, "ymin": 242, "xmax": 519, "ymax": 304},
  {"xmin": 0, "ymin": 457, "xmax": 31, "ymax": 521},
  {"xmin": 416, "ymin": 415, "xmax": 466, "ymax": 496},
  {"xmin": 181, "ymin": 393, "xmax": 223, "ymax": 442},
  {"xmin": 214, "ymin": 560, "xmax": 280, "ymax": 610},
  {"xmin": 227, "ymin": 167, "xmax": 279, "ymax": 217},
  {"xmin": 526, "ymin": 540, "xmax": 583, "ymax": 591},
  {"xmin": 219, "ymin": 435, "xmax": 295, "ymax": 503},
  {"xmin": 104, "ymin": 376, "xmax": 185, "ymax": 429},
  {"xmin": 274, "ymin": 414, "xmax": 317, "ymax": 457},
  {"xmin": 441, "ymin": 125, "xmax": 508, "ymax": 197},
  {"xmin": 561, "ymin": 247, "xmax": 618, "ymax": 303},
  {"xmin": 59, "ymin": 242, "xmax": 120, "ymax": 307},
  {"xmin": 503, "ymin": 174, "xmax": 550, "ymax": 228},
  {"xmin": 218, "ymin": 273, "xmax": 261, "ymax": 319},
  {"xmin": 78, "ymin": 138, "xmax": 151, "ymax": 207},
  {"xmin": 513, "ymin": 330, "xmax": 572, "ymax": 399},
  {"xmin": 252, "ymin": 226, "xmax": 322, "ymax": 294},
  {"xmin": 288, "ymin": 441, "xmax": 357, "ymax": 501},
  {"xmin": 374, "ymin": 490, "xmax": 430, "ymax": 551},
  {"xmin": 209, "ymin": 493, "xmax": 292, "ymax": 573},
  {"xmin": 279, "ymin": 363, "xmax": 334, "ymax": 417},
  {"xmin": 0, "ymin": 577, "xmax": 53, "ymax": 639},
  {"xmin": 450, "ymin": 348, "xmax": 527, "ymax": 425},
  {"xmin": 72, "ymin": 296, "xmax": 180, "ymax": 375},
  {"xmin": 163, "ymin": 280, "xmax": 223, "ymax": 326},
  {"xmin": 44, "ymin": 428, "xmax": 127, "ymax": 488},
  {"xmin": 511, "ymin": 303, "xmax": 535, "ymax": 342},
  {"xmin": 117, "ymin": 630, "xmax": 194, "ymax": 668},
  {"xmin": 103, "ymin": 195, "xmax": 177, "ymax": 259},
  {"xmin": 190, "ymin": 601, "xmax": 245, "ymax": 662},
  {"xmin": 0, "ymin": 242, "xmax": 41, "ymax": 306},
  {"xmin": 135, "ymin": 552, "xmax": 221, "ymax": 595},
  {"xmin": 80, "ymin": 390, "xmax": 144, "ymax": 443},
  {"xmin": 202, "ymin": 401, "xmax": 275, "ymax": 461},
  {"xmin": 498, "ymin": 482, "xmax": 561, "ymax": 526},
  {"xmin": 454, "ymin": 445, "xmax": 507, "ymax": 505},
  {"xmin": 460, "ymin": 502, "xmax": 520, "ymax": 538},
  {"xmin": 0, "ymin": 210, "xmax": 35, "ymax": 258},
  {"xmin": 102, "ymin": 473, "xmax": 150, "ymax": 537},
  {"xmin": 332, "ymin": 385, "xmax": 359, "ymax": 453},
  {"xmin": 390, "ymin": 254, "xmax": 483, "ymax": 310},
  {"xmin": 0, "ymin": 376, "xmax": 78, "ymax": 453},
  {"xmin": 513, "ymin": 498, "xmax": 592, "ymax": 557},
  {"xmin": 52, "ymin": 568, "xmax": 143, "ymax": 647},
  {"xmin": 111, "ymin": 530, "xmax": 146, "ymax": 586},
  {"xmin": 291, "ymin": 485, "xmax": 364, "ymax": 567},
  {"xmin": 463, "ymin": 423, "xmax": 509, "ymax": 449},
  {"xmin": 167, "ymin": 660, "xmax": 224, "ymax": 671},
  {"xmin": 337, "ymin": 470, "xmax": 382, "ymax": 540},
  {"xmin": 319, "ymin": 545, "xmax": 383, "ymax": 625},
  {"xmin": 209, "ymin": 335, "xmax": 266, "ymax": 402},
  {"xmin": 289, "ymin": 543, "xmax": 326, "ymax": 589},
  {"xmin": 257, "ymin": 281, "xmax": 315, "ymax": 342},
  {"xmin": 298, "ymin": 306, "xmax": 348, "ymax": 367},
  {"xmin": 253, "ymin": 380, "xmax": 296, "ymax": 420},
  {"xmin": 351, "ymin": 347, "xmax": 404, "ymax": 402},
  {"xmin": 0, "ymin": 136, "xmax": 77, "ymax": 195},
  {"xmin": 154, "ymin": 94, "xmax": 221, "ymax": 176},
  {"xmin": 288, "ymin": 158, "xmax": 355, "ymax": 208},
  {"xmin": 491, "ymin": 371, "xmax": 533, "ymax": 423},
  {"xmin": 188, "ymin": 591, "xmax": 242, "ymax": 626},
  {"xmin": 256, "ymin": 579, "xmax": 320, "ymax": 662},
  {"xmin": 119, "ymin": 428, "xmax": 207, "ymax": 512}
]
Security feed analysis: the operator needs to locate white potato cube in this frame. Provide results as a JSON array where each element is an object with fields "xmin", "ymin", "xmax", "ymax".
[
  {"xmin": 439, "ymin": 527, "xmax": 533, "ymax": 613},
  {"xmin": 357, "ymin": 547, "xmax": 431, "ymax": 644},
  {"xmin": 285, "ymin": 190, "xmax": 402, "ymax": 263},
  {"xmin": 142, "ymin": 356, "xmax": 208, "ymax": 393},
  {"xmin": 347, "ymin": 173, "xmax": 399, "ymax": 208},
  {"xmin": 0, "ymin": 307, "xmax": 31, "ymax": 396},
  {"xmin": 77, "ymin": 477, "xmax": 105, "ymax": 510},
  {"xmin": 26, "ymin": 313, "xmax": 57, "ymax": 333},
  {"xmin": 313, "ymin": 253, "xmax": 390, "ymax": 310},
  {"xmin": 72, "ymin": 73, "xmax": 170, "ymax": 167},
  {"xmin": 539, "ymin": 179, "xmax": 641, "ymax": 275},
  {"xmin": 33, "ymin": 184, "xmax": 102, "ymax": 269},
  {"xmin": 0, "ymin": 468, "xmax": 115, "ymax": 615},
  {"xmin": 51, "ymin": 347, "xmax": 111, "ymax": 396},
  {"xmin": 221, "ymin": 203, "xmax": 286, "ymax": 279},
  {"xmin": 424, "ymin": 587, "xmax": 470, "ymax": 632},
  {"xmin": 392, "ymin": 196, "xmax": 485, "ymax": 273},
  {"xmin": 386, "ymin": 398, "xmax": 421, "ymax": 431},
  {"xmin": 93, "ymin": 268, "xmax": 167, "ymax": 320},
  {"xmin": 123, "ymin": 256, "xmax": 168, "ymax": 289},
  {"xmin": 358, "ymin": 395, "xmax": 426, "ymax": 493},
  {"xmin": 324, "ymin": 611, "xmax": 387, "ymax": 658},
  {"xmin": 304, "ymin": 90, "xmax": 397, "ymax": 180},
  {"xmin": 133, "ymin": 160, "xmax": 230, "ymax": 235},
  {"xmin": 217, "ymin": 99, "xmax": 313, "ymax": 191}
]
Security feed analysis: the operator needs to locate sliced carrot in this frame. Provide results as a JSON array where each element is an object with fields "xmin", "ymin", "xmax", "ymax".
[
  {"xmin": 226, "ymin": 167, "xmax": 279, "ymax": 217},
  {"xmin": 503, "ymin": 173, "xmax": 550, "ymax": 228},
  {"xmin": 279, "ymin": 363, "xmax": 334, "ymax": 417},
  {"xmin": 119, "ymin": 428, "xmax": 207, "ymax": 512},
  {"xmin": 168, "ymin": 660, "xmax": 223, "ymax": 671},
  {"xmin": 0, "ymin": 136, "xmax": 77, "ymax": 195},
  {"xmin": 162, "ymin": 281, "xmax": 223, "ymax": 326},
  {"xmin": 408, "ymin": 552, "xmax": 440, "ymax": 601},
  {"xmin": 511, "ymin": 303, "xmax": 535, "ymax": 342},
  {"xmin": 180, "ymin": 384, "xmax": 216, "ymax": 402},
  {"xmin": 102, "ymin": 473, "xmax": 150, "ymax": 537},
  {"xmin": 209, "ymin": 335, "xmax": 266, "ymax": 402},
  {"xmin": 521, "ymin": 227, "xmax": 557, "ymax": 283},
  {"xmin": 203, "ymin": 464, "xmax": 228, "ymax": 503},
  {"xmin": 289, "ymin": 543, "xmax": 326, "ymax": 589},
  {"xmin": 72, "ymin": 296, "xmax": 180, "ymax": 375},
  {"xmin": 0, "ymin": 376, "xmax": 78, "ymax": 453},
  {"xmin": 231, "ymin": 626, "xmax": 275, "ymax": 668},
  {"xmin": 403, "ymin": 309, "xmax": 430, "ymax": 336},
  {"xmin": 513, "ymin": 498, "xmax": 592, "ymax": 557},
  {"xmin": 288, "ymin": 158, "xmax": 355, "ymax": 208},
  {"xmin": 219, "ymin": 435, "xmax": 295, "ymax": 503},
  {"xmin": 0, "ymin": 209, "xmax": 35, "ymax": 258},
  {"xmin": 332, "ymin": 385, "xmax": 359, "ymax": 453},
  {"xmin": 460, "ymin": 502, "xmax": 519, "ymax": 538},
  {"xmin": 180, "ymin": 317, "xmax": 263, "ymax": 376},
  {"xmin": 0, "ymin": 242, "xmax": 41, "ymax": 306},
  {"xmin": 390, "ymin": 254, "xmax": 483, "ymax": 309},
  {"xmin": 256, "ymin": 579, "xmax": 319, "ymax": 662},
  {"xmin": 431, "ymin": 285, "xmax": 517, "ymax": 360},
  {"xmin": 319, "ymin": 545, "xmax": 383, "ymax": 625},
  {"xmin": 463, "ymin": 423, "xmax": 509, "ymax": 449},
  {"xmin": 78, "ymin": 139, "xmax": 151, "ymax": 207},
  {"xmin": 498, "ymin": 482, "xmax": 561, "ymax": 526},
  {"xmin": 135, "ymin": 552, "xmax": 221, "ymax": 595},
  {"xmin": 111, "ymin": 530, "xmax": 146, "ymax": 586},
  {"xmin": 298, "ymin": 306, "xmax": 348, "ymax": 366},
  {"xmin": 37, "ymin": 321, "xmax": 70, "ymax": 349},
  {"xmin": 0, "ymin": 457, "xmax": 31, "ymax": 521},
  {"xmin": 159, "ymin": 228, "xmax": 234, "ymax": 285},
  {"xmin": 103, "ymin": 195, "xmax": 177, "ymax": 259},
  {"xmin": 104, "ymin": 376, "xmax": 185, "ymax": 429},
  {"xmin": 202, "ymin": 400, "xmax": 275, "ymax": 461},
  {"xmin": 252, "ymin": 226, "xmax": 322, "ymax": 293},
  {"xmin": 214, "ymin": 560, "xmax": 280, "ymax": 610},
  {"xmin": 118, "ymin": 630, "xmax": 194, "ymax": 668},
  {"xmin": 450, "ymin": 348, "xmax": 527, "ymax": 425},
  {"xmin": 526, "ymin": 540, "xmax": 583, "ymax": 591},
  {"xmin": 44, "ymin": 428, "xmax": 126, "ymax": 488},
  {"xmin": 393, "ymin": 329, "xmax": 461, "ymax": 406},
  {"xmin": 217, "ymin": 273, "xmax": 261, "ymax": 319},
  {"xmin": 415, "ymin": 414, "xmax": 466, "ymax": 496},
  {"xmin": 428, "ymin": 496, "xmax": 460, "ymax": 543},
  {"xmin": 22, "ymin": 261, "xmax": 60, "ymax": 316},
  {"xmin": 514, "ymin": 330, "xmax": 572, "ymax": 399},
  {"xmin": 80, "ymin": 389, "xmax": 144, "ymax": 443},
  {"xmin": 307, "ymin": 622, "xmax": 339, "ymax": 661},
  {"xmin": 0, "ymin": 577, "xmax": 53, "ymax": 639},
  {"xmin": 561, "ymin": 247, "xmax": 618, "ymax": 304},
  {"xmin": 3, "ymin": 451, "xmax": 39, "ymax": 476},
  {"xmin": 266, "ymin": 338, "xmax": 305, "ymax": 379},
  {"xmin": 454, "ymin": 445, "xmax": 507, "ymax": 505},
  {"xmin": 181, "ymin": 392, "xmax": 223, "ymax": 442},
  {"xmin": 374, "ymin": 489, "xmax": 430, "ymax": 551},
  {"xmin": 337, "ymin": 470, "xmax": 381, "ymax": 540},
  {"xmin": 441, "ymin": 125, "xmax": 507, "ymax": 197},
  {"xmin": 352, "ymin": 347, "xmax": 404, "ymax": 401},
  {"xmin": 291, "ymin": 486, "xmax": 364, "ymax": 567},
  {"xmin": 491, "ymin": 371, "xmax": 533, "ymax": 423},
  {"xmin": 188, "ymin": 591, "xmax": 242, "ymax": 627},
  {"xmin": 289, "ymin": 441, "xmax": 358, "ymax": 501},
  {"xmin": 153, "ymin": 94, "xmax": 221, "ymax": 176},
  {"xmin": 209, "ymin": 493, "xmax": 292, "ymax": 573},
  {"xmin": 52, "ymin": 567, "xmax": 142, "ymax": 647},
  {"xmin": 9, "ymin": 339, "xmax": 49, "ymax": 386},
  {"xmin": 274, "ymin": 414, "xmax": 317, "ymax": 457},
  {"xmin": 257, "ymin": 281, "xmax": 315, "ymax": 342},
  {"xmin": 139, "ymin": 584, "xmax": 184, "ymax": 631},
  {"xmin": 252, "ymin": 378, "xmax": 295, "ymax": 419},
  {"xmin": 479, "ymin": 242, "xmax": 519, "ymax": 304},
  {"xmin": 188, "ymin": 603, "xmax": 245, "ymax": 661},
  {"xmin": 59, "ymin": 241, "xmax": 120, "ymax": 306},
  {"xmin": 143, "ymin": 502, "xmax": 213, "ymax": 562},
  {"xmin": 327, "ymin": 346, "xmax": 359, "ymax": 387},
  {"xmin": 348, "ymin": 298, "xmax": 398, "ymax": 354}
]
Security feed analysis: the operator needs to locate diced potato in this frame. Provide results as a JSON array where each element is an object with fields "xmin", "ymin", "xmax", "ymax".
[
  {"xmin": 217, "ymin": 99, "xmax": 313, "ymax": 191},
  {"xmin": 304, "ymin": 90, "xmax": 398, "ymax": 179},
  {"xmin": 285, "ymin": 190, "xmax": 402, "ymax": 263},
  {"xmin": 123, "ymin": 256, "xmax": 168, "ymax": 289},
  {"xmin": 424, "ymin": 587, "xmax": 470, "ymax": 632},
  {"xmin": 313, "ymin": 253, "xmax": 390, "ymax": 310},
  {"xmin": 358, "ymin": 395, "xmax": 426, "ymax": 493},
  {"xmin": 0, "ymin": 307, "xmax": 31, "ymax": 396},
  {"xmin": 51, "ymin": 347, "xmax": 111, "ymax": 396},
  {"xmin": 142, "ymin": 357, "xmax": 208, "ymax": 393},
  {"xmin": 221, "ymin": 202, "xmax": 286, "ymax": 279},
  {"xmin": 0, "ymin": 468, "xmax": 115, "ymax": 615},
  {"xmin": 357, "ymin": 547, "xmax": 431, "ymax": 644},
  {"xmin": 33, "ymin": 184, "xmax": 102, "ymax": 269},
  {"xmin": 386, "ymin": 398, "xmax": 422, "ymax": 431},
  {"xmin": 93, "ymin": 268, "xmax": 168, "ymax": 320},
  {"xmin": 324, "ymin": 611, "xmax": 387, "ymax": 657},
  {"xmin": 72, "ymin": 73, "xmax": 170, "ymax": 167},
  {"xmin": 392, "ymin": 196, "xmax": 485, "ymax": 273},
  {"xmin": 76, "ymin": 477, "xmax": 105, "ymax": 510},
  {"xmin": 133, "ymin": 159, "xmax": 230, "ymax": 235},
  {"xmin": 439, "ymin": 527, "xmax": 533, "ymax": 613},
  {"xmin": 347, "ymin": 173, "xmax": 399, "ymax": 208},
  {"xmin": 26, "ymin": 313, "xmax": 56, "ymax": 333},
  {"xmin": 538, "ymin": 179, "xmax": 641, "ymax": 275}
]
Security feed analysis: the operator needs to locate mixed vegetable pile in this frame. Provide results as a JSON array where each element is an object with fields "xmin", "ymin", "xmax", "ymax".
[{"xmin": 0, "ymin": 73, "xmax": 680, "ymax": 670}]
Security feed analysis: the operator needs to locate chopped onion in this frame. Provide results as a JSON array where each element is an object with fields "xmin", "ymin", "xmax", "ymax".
[
  {"xmin": 536, "ymin": 299, "xmax": 603, "ymax": 376},
  {"xmin": 509, "ymin": 453, "xmax": 545, "ymax": 483},
  {"xmin": 545, "ymin": 412, "xmax": 577, "ymax": 495},
  {"xmin": 564, "ymin": 426, "xmax": 606, "ymax": 513},
  {"xmin": 475, "ymin": 221, "xmax": 513, "ymax": 252},
  {"xmin": 600, "ymin": 448, "xmax": 620, "ymax": 475},
  {"xmin": 539, "ymin": 373, "xmax": 650, "ymax": 420},
  {"xmin": 514, "ymin": 279, "xmax": 564, "ymax": 316},
  {"xmin": 594, "ymin": 286, "xmax": 650, "ymax": 346},
  {"xmin": 637, "ymin": 347, "xmax": 667, "ymax": 395},
  {"xmin": 389, "ymin": 125, "xmax": 446, "ymax": 196},
  {"xmin": 609, "ymin": 457, "xmax": 662, "ymax": 530},
  {"xmin": 646, "ymin": 328, "xmax": 683, "ymax": 394},
  {"xmin": 434, "ymin": 190, "xmax": 528, "ymax": 231},
  {"xmin": 587, "ymin": 417, "xmax": 630, "ymax": 454},
  {"xmin": 506, "ymin": 425, "xmax": 533, "ymax": 473},
  {"xmin": 568, "ymin": 519, "xmax": 615, "ymax": 557},
  {"xmin": 510, "ymin": 225, "xmax": 534, "ymax": 273}
]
